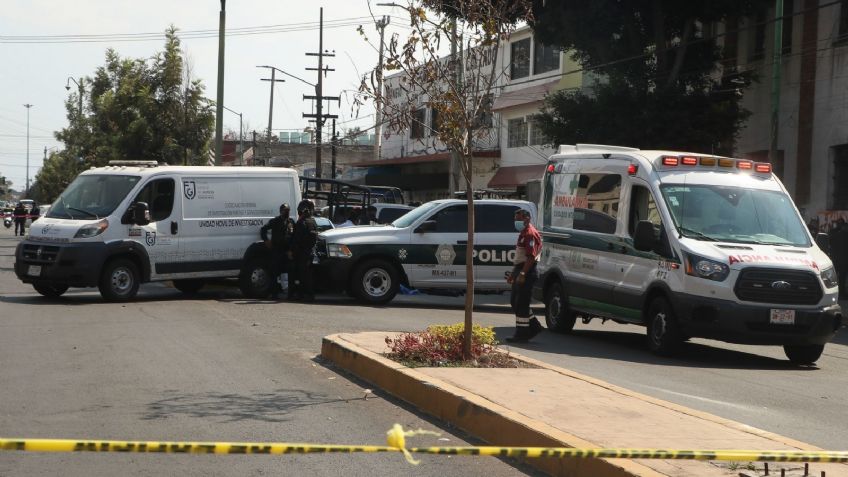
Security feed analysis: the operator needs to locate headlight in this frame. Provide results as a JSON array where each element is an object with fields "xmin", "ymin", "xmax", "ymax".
[
  {"xmin": 685, "ymin": 253, "xmax": 730, "ymax": 281},
  {"xmin": 821, "ymin": 267, "xmax": 838, "ymax": 289},
  {"xmin": 74, "ymin": 219, "xmax": 109, "ymax": 238},
  {"xmin": 327, "ymin": 243, "xmax": 352, "ymax": 258}
]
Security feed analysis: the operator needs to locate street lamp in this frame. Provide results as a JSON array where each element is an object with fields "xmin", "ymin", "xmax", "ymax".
[
  {"xmin": 221, "ymin": 105, "xmax": 244, "ymax": 166},
  {"xmin": 23, "ymin": 104, "xmax": 33, "ymax": 196},
  {"xmin": 65, "ymin": 77, "xmax": 84, "ymax": 121}
]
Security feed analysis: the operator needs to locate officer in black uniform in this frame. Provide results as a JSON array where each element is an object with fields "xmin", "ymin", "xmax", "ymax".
[
  {"xmin": 260, "ymin": 203, "xmax": 295, "ymax": 299},
  {"xmin": 13, "ymin": 202, "xmax": 26, "ymax": 236},
  {"xmin": 290, "ymin": 199, "xmax": 319, "ymax": 302}
]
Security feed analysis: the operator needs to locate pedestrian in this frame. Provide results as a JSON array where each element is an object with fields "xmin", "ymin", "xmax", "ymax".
[
  {"xmin": 830, "ymin": 219, "xmax": 845, "ymax": 284},
  {"xmin": 30, "ymin": 204, "xmax": 40, "ymax": 222},
  {"xmin": 506, "ymin": 208, "xmax": 544, "ymax": 343},
  {"xmin": 13, "ymin": 202, "xmax": 26, "ymax": 236},
  {"xmin": 260, "ymin": 203, "xmax": 296, "ymax": 299},
  {"xmin": 290, "ymin": 199, "xmax": 318, "ymax": 302},
  {"xmin": 833, "ymin": 219, "xmax": 848, "ymax": 297}
]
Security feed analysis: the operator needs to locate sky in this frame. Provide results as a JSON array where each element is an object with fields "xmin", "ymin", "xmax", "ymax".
[{"xmin": 0, "ymin": 0, "xmax": 414, "ymax": 190}]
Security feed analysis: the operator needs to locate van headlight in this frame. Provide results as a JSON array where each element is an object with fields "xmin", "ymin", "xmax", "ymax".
[
  {"xmin": 327, "ymin": 243, "xmax": 353, "ymax": 258},
  {"xmin": 74, "ymin": 219, "xmax": 109, "ymax": 238},
  {"xmin": 821, "ymin": 267, "xmax": 838, "ymax": 289},
  {"xmin": 685, "ymin": 253, "xmax": 730, "ymax": 281}
]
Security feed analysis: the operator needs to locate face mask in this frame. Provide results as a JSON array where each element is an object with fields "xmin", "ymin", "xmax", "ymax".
[{"xmin": 514, "ymin": 220, "xmax": 525, "ymax": 232}]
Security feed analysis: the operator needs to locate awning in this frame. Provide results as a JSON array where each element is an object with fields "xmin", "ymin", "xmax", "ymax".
[
  {"xmin": 487, "ymin": 164, "xmax": 546, "ymax": 188},
  {"xmin": 492, "ymin": 79, "xmax": 562, "ymax": 111},
  {"xmin": 350, "ymin": 150, "xmax": 500, "ymax": 167}
]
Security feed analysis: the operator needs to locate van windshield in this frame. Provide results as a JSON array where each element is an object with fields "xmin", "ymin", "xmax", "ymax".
[
  {"xmin": 660, "ymin": 184, "xmax": 810, "ymax": 247},
  {"xmin": 391, "ymin": 201, "xmax": 441, "ymax": 228},
  {"xmin": 48, "ymin": 174, "xmax": 141, "ymax": 220}
]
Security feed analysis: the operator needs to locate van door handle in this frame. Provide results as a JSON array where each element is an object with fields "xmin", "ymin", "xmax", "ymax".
[
  {"xmin": 171, "ymin": 221, "xmax": 178, "ymax": 235},
  {"xmin": 607, "ymin": 242, "xmax": 615, "ymax": 251},
  {"xmin": 456, "ymin": 240, "xmax": 468, "ymax": 245},
  {"xmin": 620, "ymin": 246, "xmax": 628, "ymax": 254}
]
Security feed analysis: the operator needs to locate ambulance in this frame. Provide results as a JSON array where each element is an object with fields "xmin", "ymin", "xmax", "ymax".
[
  {"xmin": 535, "ymin": 145, "xmax": 842, "ymax": 364},
  {"xmin": 15, "ymin": 161, "xmax": 299, "ymax": 301}
]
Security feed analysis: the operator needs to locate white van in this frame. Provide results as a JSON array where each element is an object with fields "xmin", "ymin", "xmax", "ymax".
[
  {"xmin": 535, "ymin": 145, "xmax": 842, "ymax": 364},
  {"xmin": 15, "ymin": 161, "xmax": 300, "ymax": 301}
]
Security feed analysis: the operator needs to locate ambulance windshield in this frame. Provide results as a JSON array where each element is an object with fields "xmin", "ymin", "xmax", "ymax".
[
  {"xmin": 48, "ymin": 174, "xmax": 141, "ymax": 220},
  {"xmin": 660, "ymin": 184, "xmax": 810, "ymax": 247}
]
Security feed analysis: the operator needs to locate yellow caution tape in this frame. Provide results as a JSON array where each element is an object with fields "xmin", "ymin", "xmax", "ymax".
[{"xmin": 1, "ymin": 425, "xmax": 847, "ymax": 466}]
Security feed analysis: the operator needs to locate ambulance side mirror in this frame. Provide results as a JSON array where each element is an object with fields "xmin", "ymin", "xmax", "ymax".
[
  {"xmin": 415, "ymin": 220, "xmax": 437, "ymax": 233},
  {"xmin": 633, "ymin": 220, "xmax": 657, "ymax": 251},
  {"xmin": 815, "ymin": 233, "xmax": 830, "ymax": 254},
  {"xmin": 132, "ymin": 202, "xmax": 151, "ymax": 226}
]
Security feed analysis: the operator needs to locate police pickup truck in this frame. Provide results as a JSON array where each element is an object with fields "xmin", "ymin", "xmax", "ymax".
[{"xmin": 314, "ymin": 199, "xmax": 535, "ymax": 304}]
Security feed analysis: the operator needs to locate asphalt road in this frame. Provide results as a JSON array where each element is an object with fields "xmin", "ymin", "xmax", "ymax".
[
  {"xmin": 2, "ymin": 228, "xmax": 847, "ymax": 477},
  {"xmin": 0, "ymin": 232, "xmax": 539, "ymax": 477}
]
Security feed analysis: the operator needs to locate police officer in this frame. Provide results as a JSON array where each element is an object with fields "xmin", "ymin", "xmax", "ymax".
[
  {"xmin": 290, "ymin": 199, "xmax": 319, "ymax": 302},
  {"xmin": 260, "ymin": 203, "xmax": 296, "ymax": 299},
  {"xmin": 13, "ymin": 202, "xmax": 26, "ymax": 236},
  {"xmin": 30, "ymin": 204, "xmax": 40, "ymax": 222},
  {"xmin": 506, "ymin": 208, "xmax": 544, "ymax": 343}
]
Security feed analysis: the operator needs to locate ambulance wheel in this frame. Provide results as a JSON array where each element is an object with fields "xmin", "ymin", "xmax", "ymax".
[
  {"xmin": 544, "ymin": 282, "xmax": 576, "ymax": 333},
  {"xmin": 646, "ymin": 296, "xmax": 682, "ymax": 356},
  {"xmin": 239, "ymin": 259, "xmax": 273, "ymax": 299},
  {"xmin": 33, "ymin": 282, "xmax": 69, "ymax": 298},
  {"xmin": 352, "ymin": 259, "xmax": 399, "ymax": 305},
  {"xmin": 783, "ymin": 344, "xmax": 824, "ymax": 365},
  {"xmin": 173, "ymin": 279, "xmax": 204, "ymax": 295},
  {"xmin": 99, "ymin": 258, "xmax": 140, "ymax": 302}
]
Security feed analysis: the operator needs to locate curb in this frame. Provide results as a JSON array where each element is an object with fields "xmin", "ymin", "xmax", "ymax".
[{"xmin": 321, "ymin": 333, "xmax": 664, "ymax": 477}]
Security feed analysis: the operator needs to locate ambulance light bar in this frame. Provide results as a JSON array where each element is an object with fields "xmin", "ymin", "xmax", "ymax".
[{"xmin": 658, "ymin": 155, "xmax": 771, "ymax": 174}]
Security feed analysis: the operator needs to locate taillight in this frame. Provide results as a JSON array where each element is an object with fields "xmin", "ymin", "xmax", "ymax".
[
  {"xmin": 628, "ymin": 164, "xmax": 638, "ymax": 175},
  {"xmin": 662, "ymin": 156, "xmax": 679, "ymax": 166},
  {"xmin": 547, "ymin": 163, "xmax": 555, "ymax": 173}
]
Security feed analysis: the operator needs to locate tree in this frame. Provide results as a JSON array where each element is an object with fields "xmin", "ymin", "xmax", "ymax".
[
  {"xmin": 531, "ymin": 0, "xmax": 767, "ymax": 154},
  {"xmin": 357, "ymin": 0, "xmax": 532, "ymax": 358},
  {"xmin": 32, "ymin": 27, "xmax": 215, "ymax": 203}
]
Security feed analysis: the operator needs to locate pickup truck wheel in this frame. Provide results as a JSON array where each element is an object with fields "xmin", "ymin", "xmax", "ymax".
[
  {"xmin": 784, "ymin": 344, "xmax": 824, "ymax": 365},
  {"xmin": 352, "ymin": 259, "xmax": 399, "ymax": 305},
  {"xmin": 544, "ymin": 281, "xmax": 576, "ymax": 333},
  {"xmin": 173, "ymin": 279, "xmax": 204, "ymax": 295},
  {"xmin": 33, "ymin": 282, "xmax": 69, "ymax": 298},
  {"xmin": 646, "ymin": 296, "xmax": 682, "ymax": 356},
  {"xmin": 99, "ymin": 258, "xmax": 140, "ymax": 302},
  {"xmin": 239, "ymin": 259, "xmax": 273, "ymax": 298}
]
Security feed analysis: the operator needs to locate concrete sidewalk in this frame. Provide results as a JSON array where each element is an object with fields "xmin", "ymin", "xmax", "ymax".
[{"xmin": 322, "ymin": 332, "xmax": 848, "ymax": 477}]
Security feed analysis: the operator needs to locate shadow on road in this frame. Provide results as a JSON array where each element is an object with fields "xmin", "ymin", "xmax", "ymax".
[{"xmin": 493, "ymin": 326, "xmax": 818, "ymax": 371}]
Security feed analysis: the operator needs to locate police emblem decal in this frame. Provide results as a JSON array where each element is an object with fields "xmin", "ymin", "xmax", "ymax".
[
  {"xmin": 398, "ymin": 248, "xmax": 408, "ymax": 261},
  {"xmin": 435, "ymin": 244, "xmax": 456, "ymax": 266},
  {"xmin": 183, "ymin": 180, "xmax": 196, "ymax": 200},
  {"xmin": 145, "ymin": 231, "xmax": 157, "ymax": 246}
]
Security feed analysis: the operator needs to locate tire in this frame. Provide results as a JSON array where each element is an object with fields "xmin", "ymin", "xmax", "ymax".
[
  {"xmin": 33, "ymin": 282, "xmax": 69, "ymax": 298},
  {"xmin": 646, "ymin": 296, "xmax": 682, "ymax": 356},
  {"xmin": 352, "ymin": 259, "xmax": 399, "ymax": 305},
  {"xmin": 544, "ymin": 281, "xmax": 576, "ymax": 333},
  {"xmin": 173, "ymin": 279, "xmax": 204, "ymax": 295},
  {"xmin": 239, "ymin": 259, "xmax": 273, "ymax": 299},
  {"xmin": 98, "ymin": 258, "xmax": 140, "ymax": 302},
  {"xmin": 784, "ymin": 344, "xmax": 824, "ymax": 365}
]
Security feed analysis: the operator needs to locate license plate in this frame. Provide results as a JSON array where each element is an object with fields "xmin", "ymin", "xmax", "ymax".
[
  {"xmin": 27, "ymin": 265, "xmax": 42, "ymax": 277},
  {"xmin": 770, "ymin": 309, "xmax": 795, "ymax": 325}
]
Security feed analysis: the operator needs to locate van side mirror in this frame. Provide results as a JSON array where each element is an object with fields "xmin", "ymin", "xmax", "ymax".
[
  {"xmin": 415, "ymin": 220, "xmax": 437, "ymax": 233},
  {"xmin": 633, "ymin": 220, "xmax": 657, "ymax": 251},
  {"xmin": 133, "ymin": 202, "xmax": 150, "ymax": 226},
  {"xmin": 816, "ymin": 232, "xmax": 830, "ymax": 254}
]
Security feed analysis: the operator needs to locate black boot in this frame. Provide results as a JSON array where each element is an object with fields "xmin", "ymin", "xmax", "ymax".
[
  {"xmin": 505, "ymin": 327, "xmax": 530, "ymax": 343},
  {"xmin": 528, "ymin": 317, "xmax": 544, "ymax": 339}
]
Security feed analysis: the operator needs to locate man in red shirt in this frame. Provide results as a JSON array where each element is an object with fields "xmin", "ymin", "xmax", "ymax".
[{"xmin": 506, "ymin": 208, "xmax": 544, "ymax": 343}]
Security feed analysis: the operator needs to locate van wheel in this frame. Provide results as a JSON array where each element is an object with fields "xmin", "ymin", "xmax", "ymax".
[
  {"xmin": 33, "ymin": 282, "xmax": 69, "ymax": 298},
  {"xmin": 784, "ymin": 344, "xmax": 824, "ymax": 365},
  {"xmin": 646, "ymin": 296, "xmax": 682, "ymax": 356},
  {"xmin": 544, "ymin": 282, "xmax": 576, "ymax": 333},
  {"xmin": 173, "ymin": 279, "xmax": 204, "ymax": 295},
  {"xmin": 352, "ymin": 259, "xmax": 399, "ymax": 305},
  {"xmin": 239, "ymin": 259, "xmax": 273, "ymax": 298},
  {"xmin": 99, "ymin": 258, "xmax": 140, "ymax": 302}
]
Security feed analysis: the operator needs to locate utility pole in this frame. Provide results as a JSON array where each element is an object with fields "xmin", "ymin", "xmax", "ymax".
[
  {"xmin": 769, "ymin": 0, "xmax": 784, "ymax": 169},
  {"xmin": 214, "ymin": 0, "xmax": 226, "ymax": 166},
  {"xmin": 374, "ymin": 15, "xmax": 390, "ymax": 162},
  {"xmin": 23, "ymin": 103, "xmax": 32, "ymax": 196},
  {"xmin": 303, "ymin": 7, "xmax": 339, "ymax": 179},
  {"xmin": 257, "ymin": 66, "xmax": 286, "ymax": 165},
  {"xmin": 331, "ymin": 118, "xmax": 338, "ymax": 179},
  {"xmin": 251, "ymin": 130, "xmax": 258, "ymax": 166}
]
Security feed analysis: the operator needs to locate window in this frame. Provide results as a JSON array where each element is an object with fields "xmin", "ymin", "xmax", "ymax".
[
  {"xmin": 529, "ymin": 116, "xmax": 548, "ymax": 146},
  {"xmin": 475, "ymin": 204, "xmax": 521, "ymax": 233},
  {"xmin": 750, "ymin": 9, "xmax": 767, "ymax": 61},
  {"xmin": 410, "ymin": 108, "xmax": 426, "ymax": 139},
  {"xmin": 833, "ymin": 144, "xmax": 848, "ymax": 209},
  {"xmin": 510, "ymin": 38, "xmax": 530, "ymax": 79},
  {"xmin": 723, "ymin": 16, "xmax": 739, "ymax": 66},
  {"xmin": 377, "ymin": 207, "xmax": 410, "ymax": 224},
  {"xmin": 782, "ymin": 0, "xmax": 794, "ymax": 54},
  {"xmin": 47, "ymin": 174, "xmax": 141, "ymax": 220},
  {"xmin": 628, "ymin": 185, "xmax": 662, "ymax": 237},
  {"xmin": 507, "ymin": 117, "xmax": 528, "ymax": 148},
  {"xmin": 573, "ymin": 174, "xmax": 621, "ymax": 234},
  {"xmin": 841, "ymin": 0, "xmax": 848, "ymax": 41},
  {"xmin": 475, "ymin": 94, "xmax": 493, "ymax": 128},
  {"xmin": 533, "ymin": 42, "xmax": 560, "ymax": 75},
  {"xmin": 430, "ymin": 109, "xmax": 440, "ymax": 133},
  {"xmin": 133, "ymin": 178, "xmax": 175, "ymax": 222},
  {"xmin": 432, "ymin": 205, "xmax": 467, "ymax": 233}
]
